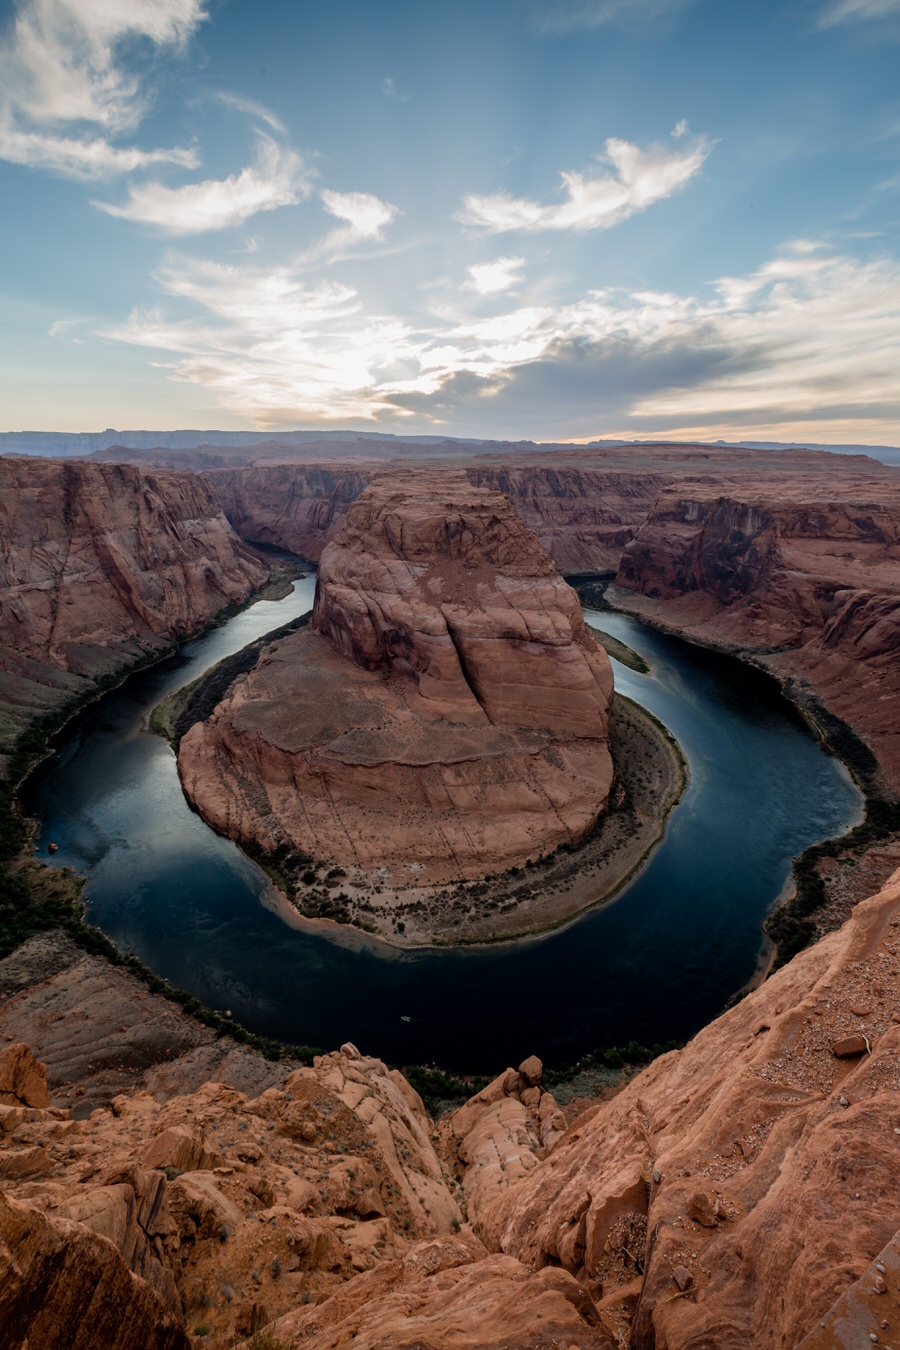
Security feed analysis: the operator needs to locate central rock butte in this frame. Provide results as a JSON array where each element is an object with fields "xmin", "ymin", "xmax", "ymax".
[{"xmin": 178, "ymin": 471, "xmax": 615, "ymax": 886}]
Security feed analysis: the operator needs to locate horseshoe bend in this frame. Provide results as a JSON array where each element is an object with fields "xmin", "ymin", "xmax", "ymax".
[{"xmin": 176, "ymin": 472, "xmax": 680, "ymax": 939}]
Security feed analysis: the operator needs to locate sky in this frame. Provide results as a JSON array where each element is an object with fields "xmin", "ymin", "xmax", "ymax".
[{"xmin": 1, "ymin": 0, "xmax": 899, "ymax": 443}]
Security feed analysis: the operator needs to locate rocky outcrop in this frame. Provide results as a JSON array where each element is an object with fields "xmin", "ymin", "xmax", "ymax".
[
  {"xmin": 0, "ymin": 456, "xmax": 269, "ymax": 773},
  {"xmin": 613, "ymin": 482, "xmax": 900, "ymax": 789},
  {"xmin": 178, "ymin": 471, "xmax": 614, "ymax": 887},
  {"xmin": 439, "ymin": 864, "xmax": 900, "ymax": 1349},
  {"xmin": 208, "ymin": 463, "xmax": 371, "ymax": 560}
]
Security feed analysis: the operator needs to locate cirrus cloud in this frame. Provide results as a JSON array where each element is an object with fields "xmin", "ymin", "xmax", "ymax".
[
  {"xmin": 94, "ymin": 137, "xmax": 312, "ymax": 233},
  {"xmin": 0, "ymin": 0, "xmax": 207, "ymax": 177},
  {"xmin": 459, "ymin": 129, "xmax": 713, "ymax": 234}
]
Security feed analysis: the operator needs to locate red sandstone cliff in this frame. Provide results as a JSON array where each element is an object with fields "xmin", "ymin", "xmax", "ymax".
[
  {"xmin": 612, "ymin": 482, "xmax": 900, "ymax": 789},
  {"xmin": 177, "ymin": 471, "xmax": 614, "ymax": 886},
  {"xmin": 0, "ymin": 457, "xmax": 269, "ymax": 772}
]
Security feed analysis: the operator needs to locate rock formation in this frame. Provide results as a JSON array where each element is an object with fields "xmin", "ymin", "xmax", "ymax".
[
  {"xmin": 613, "ymin": 481, "xmax": 900, "ymax": 790},
  {"xmin": 3, "ymin": 863, "xmax": 900, "ymax": 1348},
  {"xmin": 178, "ymin": 471, "xmax": 614, "ymax": 886},
  {"xmin": 0, "ymin": 456, "xmax": 269, "ymax": 773}
]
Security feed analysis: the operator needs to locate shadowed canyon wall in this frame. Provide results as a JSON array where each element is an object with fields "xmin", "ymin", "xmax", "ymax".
[{"xmin": 0, "ymin": 457, "xmax": 269, "ymax": 773}]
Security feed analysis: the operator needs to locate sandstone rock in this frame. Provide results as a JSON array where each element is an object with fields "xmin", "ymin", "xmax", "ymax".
[
  {"xmin": 519, "ymin": 1054, "xmax": 543, "ymax": 1086},
  {"xmin": 0, "ymin": 1188, "xmax": 189, "ymax": 1349},
  {"xmin": 179, "ymin": 470, "xmax": 614, "ymax": 885},
  {"xmin": 267, "ymin": 1234, "xmax": 615, "ymax": 1350},
  {"xmin": 0, "ymin": 1042, "xmax": 50, "ymax": 1107},
  {"xmin": 0, "ymin": 456, "xmax": 269, "ymax": 773},
  {"xmin": 833, "ymin": 1034, "xmax": 870, "ymax": 1057},
  {"xmin": 468, "ymin": 865, "xmax": 900, "ymax": 1349},
  {"xmin": 687, "ymin": 1191, "xmax": 719, "ymax": 1227}
]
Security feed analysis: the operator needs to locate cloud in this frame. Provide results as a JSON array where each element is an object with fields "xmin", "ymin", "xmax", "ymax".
[
  {"xmin": 0, "ymin": 125, "xmax": 198, "ymax": 177},
  {"xmin": 382, "ymin": 76, "xmax": 410, "ymax": 101},
  {"xmin": 96, "ymin": 238, "xmax": 900, "ymax": 442},
  {"xmin": 208, "ymin": 91, "xmax": 286, "ymax": 133},
  {"xmin": 459, "ymin": 130, "xmax": 713, "ymax": 233},
  {"xmin": 530, "ymin": 0, "xmax": 693, "ymax": 32},
  {"xmin": 0, "ymin": 0, "xmax": 206, "ymax": 175},
  {"xmin": 94, "ymin": 137, "xmax": 311, "ymax": 233},
  {"xmin": 294, "ymin": 188, "xmax": 401, "ymax": 265},
  {"xmin": 465, "ymin": 256, "xmax": 527, "ymax": 295},
  {"xmin": 818, "ymin": 0, "xmax": 900, "ymax": 25}
]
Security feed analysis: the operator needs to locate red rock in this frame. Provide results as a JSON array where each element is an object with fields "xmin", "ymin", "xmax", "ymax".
[
  {"xmin": 519, "ymin": 1055, "xmax": 544, "ymax": 1086},
  {"xmin": 0, "ymin": 1043, "xmax": 50, "ymax": 1108},
  {"xmin": 688, "ymin": 1192, "xmax": 719, "ymax": 1227},
  {"xmin": 672, "ymin": 1265, "xmax": 693, "ymax": 1291},
  {"xmin": 832, "ymin": 1035, "xmax": 870, "ymax": 1057},
  {"xmin": 851, "ymin": 1005, "xmax": 872, "ymax": 1016},
  {"xmin": 0, "ymin": 456, "xmax": 268, "ymax": 774},
  {"xmin": 179, "ymin": 471, "xmax": 614, "ymax": 887}
]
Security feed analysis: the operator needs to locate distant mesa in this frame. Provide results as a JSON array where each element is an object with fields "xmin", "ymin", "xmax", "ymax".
[{"xmin": 178, "ymin": 470, "xmax": 615, "ymax": 886}]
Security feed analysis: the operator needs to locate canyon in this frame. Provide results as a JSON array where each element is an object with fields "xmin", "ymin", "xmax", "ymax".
[
  {"xmin": 176, "ymin": 472, "xmax": 617, "ymax": 895},
  {"xmin": 2, "ymin": 437, "xmax": 900, "ymax": 1346}
]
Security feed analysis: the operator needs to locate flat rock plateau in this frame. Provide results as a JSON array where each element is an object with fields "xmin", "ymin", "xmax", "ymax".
[{"xmin": 177, "ymin": 471, "xmax": 617, "ymax": 898}]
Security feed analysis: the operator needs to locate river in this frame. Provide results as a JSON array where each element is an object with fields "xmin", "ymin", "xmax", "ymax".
[{"xmin": 22, "ymin": 574, "xmax": 862, "ymax": 1073}]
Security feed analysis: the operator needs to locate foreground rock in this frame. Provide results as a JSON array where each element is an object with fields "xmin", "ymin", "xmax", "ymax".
[
  {"xmin": 442, "ymin": 864, "xmax": 900, "ymax": 1348},
  {"xmin": 0, "ymin": 456, "xmax": 269, "ymax": 774},
  {"xmin": 179, "ymin": 471, "xmax": 614, "ymax": 887}
]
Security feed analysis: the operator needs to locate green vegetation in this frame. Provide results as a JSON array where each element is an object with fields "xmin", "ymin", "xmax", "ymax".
[
  {"xmin": 543, "ymin": 1038, "xmax": 681, "ymax": 1089},
  {"xmin": 402, "ymin": 1065, "xmax": 490, "ymax": 1114}
]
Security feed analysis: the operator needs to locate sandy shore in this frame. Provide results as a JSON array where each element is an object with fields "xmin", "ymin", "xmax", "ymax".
[{"xmin": 285, "ymin": 693, "xmax": 688, "ymax": 947}]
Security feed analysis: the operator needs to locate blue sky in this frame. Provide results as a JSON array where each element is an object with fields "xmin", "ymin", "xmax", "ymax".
[{"xmin": 1, "ymin": 0, "xmax": 899, "ymax": 442}]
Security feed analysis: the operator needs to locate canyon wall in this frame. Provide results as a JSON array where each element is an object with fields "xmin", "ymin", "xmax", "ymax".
[
  {"xmin": 207, "ymin": 462, "xmax": 665, "ymax": 572},
  {"xmin": 0, "ymin": 457, "xmax": 269, "ymax": 774},
  {"xmin": 612, "ymin": 482, "xmax": 900, "ymax": 790},
  {"xmin": 178, "ymin": 472, "xmax": 614, "ymax": 888}
]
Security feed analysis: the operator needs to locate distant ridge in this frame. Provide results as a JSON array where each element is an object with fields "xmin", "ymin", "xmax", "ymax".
[{"xmin": 0, "ymin": 427, "xmax": 897, "ymax": 467}]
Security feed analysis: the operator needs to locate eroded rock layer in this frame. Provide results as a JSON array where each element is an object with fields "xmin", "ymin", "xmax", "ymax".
[
  {"xmin": 0, "ymin": 456, "xmax": 269, "ymax": 772},
  {"xmin": 178, "ymin": 472, "xmax": 614, "ymax": 885},
  {"xmin": 612, "ymin": 482, "xmax": 900, "ymax": 789}
]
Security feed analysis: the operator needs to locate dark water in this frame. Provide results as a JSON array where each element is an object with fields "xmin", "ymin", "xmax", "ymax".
[{"xmin": 23, "ymin": 583, "xmax": 862, "ymax": 1074}]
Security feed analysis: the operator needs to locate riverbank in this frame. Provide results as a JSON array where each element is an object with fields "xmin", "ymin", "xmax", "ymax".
[
  {"xmin": 591, "ymin": 581, "xmax": 900, "ymax": 968},
  {"xmin": 256, "ymin": 692, "xmax": 687, "ymax": 947}
]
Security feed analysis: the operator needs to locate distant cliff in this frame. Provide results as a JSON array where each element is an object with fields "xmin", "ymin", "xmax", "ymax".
[
  {"xmin": 0, "ymin": 457, "xmax": 269, "ymax": 773},
  {"xmin": 207, "ymin": 461, "xmax": 665, "ymax": 573},
  {"xmin": 613, "ymin": 483, "xmax": 900, "ymax": 789}
]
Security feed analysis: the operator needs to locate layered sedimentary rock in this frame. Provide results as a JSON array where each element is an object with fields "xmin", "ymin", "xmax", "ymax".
[
  {"xmin": 0, "ymin": 456, "xmax": 269, "ymax": 772},
  {"xmin": 613, "ymin": 482, "xmax": 900, "ymax": 788},
  {"xmin": 178, "ymin": 472, "xmax": 614, "ymax": 884}
]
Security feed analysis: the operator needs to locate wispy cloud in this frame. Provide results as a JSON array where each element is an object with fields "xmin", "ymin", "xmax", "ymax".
[
  {"xmin": 296, "ymin": 188, "xmax": 401, "ymax": 265},
  {"xmin": 0, "ymin": 126, "xmax": 198, "ymax": 178},
  {"xmin": 459, "ymin": 129, "xmax": 713, "ymax": 233},
  {"xmin": 530, "ymin": 0, "xmax": 694, "ymax": 33},
  {"xmin": 382, "ymin": 75, "xmax": 410, "ymax": 101},
  {"xmin": 94, "ymin": 137, "xmax": 311, "ymax": 233},
  {"xmin": 465, "ymin": 256, "xmax": 527, "ymax": 294},
  {"xmin": 207, "ymin": 91, "xmax": 286, "ymax": 133},
  {"xmin": 0, "ymin": 0, "xmax": 207, "ymax": 176},
  {"xmin": 818, "ymin": 0, "xmax": 900, "ymax": 25},
  {"xmin": 98, "ymin": 240, "xmax": 900, "ymax": 442}
]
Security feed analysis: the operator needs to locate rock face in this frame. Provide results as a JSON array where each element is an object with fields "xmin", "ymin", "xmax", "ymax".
[
  {"xmin": 441, "ymin": 864, "xmax": 900, "ymax": 1349},
  {"xmin": 0, "ymin": 456, "xmax": 269, "ymax": 772},
  {"xmin": 178, "ymin": 472, "xmax": 614, "ymax": 885},
  {"xmin": 613, "ymin": 482, "xmax": 900, "ymax": 789}
]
